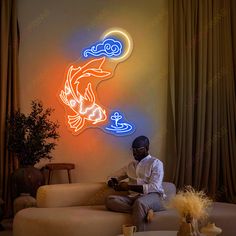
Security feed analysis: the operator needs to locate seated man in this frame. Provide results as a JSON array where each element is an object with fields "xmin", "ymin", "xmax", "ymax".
[{"xmin": 105, "ymin": 135, "xmax": 165, "ymax": 231}]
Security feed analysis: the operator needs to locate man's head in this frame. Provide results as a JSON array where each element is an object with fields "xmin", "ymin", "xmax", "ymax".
[{"xmin": 132, "ymin": 136, "xmax": 149, "ymax": 162}]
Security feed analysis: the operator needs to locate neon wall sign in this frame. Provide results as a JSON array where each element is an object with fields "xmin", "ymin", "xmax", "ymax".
[
  {"xmin": 83, "ymin": 38, "xmax": 123, "ymax": 58},
  {"xmin": 105, "ymin": 111, "xmax": 134, "ymax": 136},
  {"xmin": 59, "ymin": 28, "xmax": 135, "ymax": 136}
]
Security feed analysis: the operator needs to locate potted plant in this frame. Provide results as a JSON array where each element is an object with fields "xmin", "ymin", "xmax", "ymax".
[
  {"xmin": 168, "ymin": 186, "xmax": 212, "ymax": 236},
  {"xmin": 7, "ymin": 100, "xmax": 60, "ymax": 198}
]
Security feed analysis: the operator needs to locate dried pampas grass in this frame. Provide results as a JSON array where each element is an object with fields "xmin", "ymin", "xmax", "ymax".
[{"xmin": 168, "ymin": 186, "xmax": 212, "ymax": 220}]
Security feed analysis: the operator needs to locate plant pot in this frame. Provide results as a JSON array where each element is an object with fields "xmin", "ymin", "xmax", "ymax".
[
  {"xmin": 11, "ymin": 166, "xmax": 45, "ymax": 199},
  {"xmin": 13, "ymin": 193, "xmax": 36, "ymax": 215}
]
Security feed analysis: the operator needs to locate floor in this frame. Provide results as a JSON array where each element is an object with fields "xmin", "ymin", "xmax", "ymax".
[{"xmin": 1, "ymin": 219, "xmax": 13, "ymax": 236}]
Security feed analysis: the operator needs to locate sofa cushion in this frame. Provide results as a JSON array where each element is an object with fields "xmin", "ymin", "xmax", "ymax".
[
  {"xmin": 37, "ymin": 183, "xmax": 117, "ymax": 207},
  {"xmin": 37, "ymin": 182, "xmax": 176, "ymax": 208}
]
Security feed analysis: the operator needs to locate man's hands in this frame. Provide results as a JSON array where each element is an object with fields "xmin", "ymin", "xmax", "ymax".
[
  {"xmin": 108, "ymin": 178, "xmax": 119, "ymax": 188},
  {"xmin": 107, "ymin": 178, "xmax": 129, "ymax": 191},
  {"xmin": 107, "ymin": 178, "xmax": 143, "ymax": 193},
  {"xmin": 115, "ymin": 182, "xmax": 129, "ymax": 191}
]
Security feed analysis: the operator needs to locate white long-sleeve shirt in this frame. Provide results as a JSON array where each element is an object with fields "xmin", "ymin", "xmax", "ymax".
[{"xmin": 109, "ymin": 155, "xmax": 165, "ymax": 196}]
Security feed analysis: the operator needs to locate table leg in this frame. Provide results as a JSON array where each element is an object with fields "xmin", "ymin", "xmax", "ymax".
[
  {"xmin": 48, "ymin": 170, "xmax": 52, "ymax": 184},
  {"xmin": 67, "ymin": 170, "xmax": 71, "ymax": 183}
]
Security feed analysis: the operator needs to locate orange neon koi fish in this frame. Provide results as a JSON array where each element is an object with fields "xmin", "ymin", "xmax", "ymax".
[{"xmin": 60, "ymin": 57, "xmax": 111, "ymax": 133}]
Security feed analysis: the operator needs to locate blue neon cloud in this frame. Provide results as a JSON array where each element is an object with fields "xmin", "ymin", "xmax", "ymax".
[
  {"xmin": 83, "ymin": 38, "xmax": 123, "ymax": 58},
  {"xmin": 103, "ymin": 111, "xmax": 135, "ymax": 136}
]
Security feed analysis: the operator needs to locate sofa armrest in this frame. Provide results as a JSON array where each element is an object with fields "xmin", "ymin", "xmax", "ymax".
[
  {"xmin": 163, "ymin": 182, "xmax": 176, "ymax": 199},
  {"xmin": 37, "ymin": 182, "xmax": 115, "ymax": 208}
]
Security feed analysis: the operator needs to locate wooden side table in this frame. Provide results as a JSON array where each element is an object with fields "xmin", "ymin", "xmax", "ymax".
[{"xmin": 45, "ymin": 163, "xmax": 75, "ymax": 184}]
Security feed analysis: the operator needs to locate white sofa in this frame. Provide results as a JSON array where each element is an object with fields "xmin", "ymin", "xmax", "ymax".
[{"xmin": 13, "ymin": 182, "xmax": 236, "ymax": 236}]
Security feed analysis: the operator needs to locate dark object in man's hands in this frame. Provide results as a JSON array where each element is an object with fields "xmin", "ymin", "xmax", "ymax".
[
  {"xmin": 108, "ymin": 178, "xmax": 119, "ymax": 188},
  {"xmin": 114, "ymin": 182, "xmax": 129, "ymax": 191}
]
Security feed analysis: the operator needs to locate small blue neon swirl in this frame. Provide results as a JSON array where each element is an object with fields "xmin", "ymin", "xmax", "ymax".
[
  {"xmin": 83, "ymin": 38, "xmax": 123, "ymax": 58},
  {"xmin": 104, "ymin": 111, "xmax": 135, "ymax": 136}
]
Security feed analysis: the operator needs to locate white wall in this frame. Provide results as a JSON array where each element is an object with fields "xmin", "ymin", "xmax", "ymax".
[{"xmin": 18, "ymin": 0, "xmax": 168, "ymax": 183}]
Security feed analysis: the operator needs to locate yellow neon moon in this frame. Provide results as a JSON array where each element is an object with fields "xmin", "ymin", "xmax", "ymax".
[{"xmin": 101, "ymin": 28, "xmax": 133, "ymax": 62}]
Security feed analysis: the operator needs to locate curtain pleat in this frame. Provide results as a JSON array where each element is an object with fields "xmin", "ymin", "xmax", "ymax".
[
  {"xmin": 168, "ymin": 0, "xmax": 236, "ymax": 202},
  {"xmin": 0, "ymin": 0, "xmax": 19, "ymax": 216}
]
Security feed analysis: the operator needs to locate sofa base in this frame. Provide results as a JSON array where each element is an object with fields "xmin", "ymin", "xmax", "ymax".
[
  {"xmin": 13, "ymin": 205, "xmax": 179, "ymax": 236},
  {"xmin": 13, "ymin": 202, "xmax": 236, "ymax": 236}
]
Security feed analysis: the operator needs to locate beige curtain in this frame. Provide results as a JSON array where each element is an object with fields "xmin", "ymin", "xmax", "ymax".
[
  {"xmin": 167, "ymin": 0, "xmax": 236, "ymax": 202},
  {"xmin": 0, "ymin": 0, "xmax": 19, "ymax": 216}
]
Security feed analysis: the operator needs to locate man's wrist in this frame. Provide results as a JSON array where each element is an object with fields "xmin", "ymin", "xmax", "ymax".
[{"xmin": 128, "ymin": 184, "xmax": 144, "ymax": 193}]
